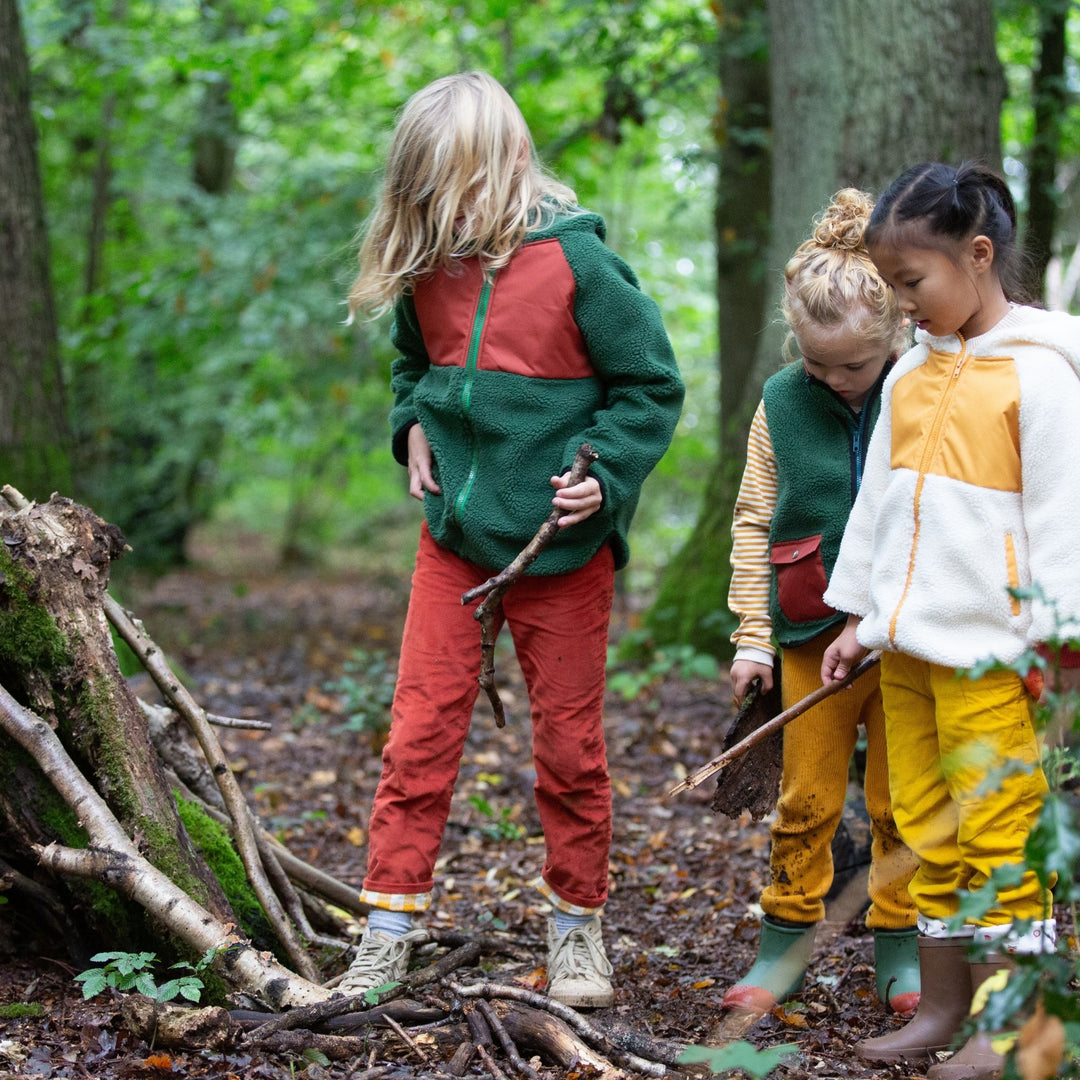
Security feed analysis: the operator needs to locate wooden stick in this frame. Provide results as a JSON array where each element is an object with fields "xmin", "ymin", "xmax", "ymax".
[
  {"xmin": 667, "ymin": 650, "xmax": 881, "ymax": 797},
  {"xmin": 461, "ymin": 442, "xmax": 599, "ymax": 727}
]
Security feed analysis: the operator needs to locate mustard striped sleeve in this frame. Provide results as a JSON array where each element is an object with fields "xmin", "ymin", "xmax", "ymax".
[{"xmin": 728, "ymin": 401, "xmax": 777, "ymax": 660}]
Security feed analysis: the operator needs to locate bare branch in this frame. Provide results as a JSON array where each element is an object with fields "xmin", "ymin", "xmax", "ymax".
[{"xmin": 461, "ymin": 442, "xmax": 599, "ymax": 726}]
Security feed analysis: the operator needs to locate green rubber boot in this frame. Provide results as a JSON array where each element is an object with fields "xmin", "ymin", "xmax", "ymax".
[
  {"xmin": 722, "ymin": 917, "xmax": 817, "ymax": 1013},
  {"xmin": 874, "ymin": 927, "xmax": 921, "ymax": 1016}
]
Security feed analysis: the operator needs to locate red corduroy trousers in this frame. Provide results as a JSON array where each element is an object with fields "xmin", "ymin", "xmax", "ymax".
[{"xmin": 362, "ymin": 522, "xmax": 615, "ymax": 913}]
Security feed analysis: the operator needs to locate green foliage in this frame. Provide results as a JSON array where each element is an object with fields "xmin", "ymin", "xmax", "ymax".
[
  {"xmin": 606, "ymin": 627, "xmax": 720, "ymax": 701},
  {"xmin": 20, "ymin": 0, "xmax": 718, "ymax": 578},
  {"xmin": 950, "ymin": 594, "xmax": 1080, "ymax": 1077},
  {"xmin": 324, "ymin": 649, "xmax": 396, "ymax": 738},
  {"xmin": 679, "ymin": 1040, "xmax": 799, "ymax": 1077},
  {"xmin": 468, "ymin": 794, "xmax": 526, "ymax": 842},
  {"xmin": 74, "ymin": 946, "xmax": 220, "ymax": 1004}
]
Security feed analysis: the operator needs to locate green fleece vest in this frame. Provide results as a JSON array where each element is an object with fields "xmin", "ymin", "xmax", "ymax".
[{"xmin": 762, "ymin": 362, "xmax": 888, "ymax": 647}]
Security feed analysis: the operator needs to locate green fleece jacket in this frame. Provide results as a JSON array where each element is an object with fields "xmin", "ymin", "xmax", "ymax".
[{"xmin": 387, "ymin": 208, "xmax": 684, "ymax": 574}]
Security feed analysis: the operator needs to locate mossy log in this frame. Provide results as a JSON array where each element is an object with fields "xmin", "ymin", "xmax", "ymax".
[
  {"xmin": 0, "ymin": 493, "xmax": 233, "ymax": 957},
  {"xmin": 0, "ymin": 491, "xmax": 334, "ymax": 1008}
]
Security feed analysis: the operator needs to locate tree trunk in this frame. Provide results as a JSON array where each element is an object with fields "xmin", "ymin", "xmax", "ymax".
[
  {"xmin": 0, "ymin": 496, "xmax": 232, "ymax": 958},
  {"xmin": 1025, "ymin": 0, "xmax": 1069, "ymax": 298},
  {"xmin": 0, "ymin": 0, "xmax": 72, "ymax": 501},
  {"xmin": 0, "ymin": 491, "xmax": 334, "ymax": 1007},
  {"xmin": 651, "ymin": 0, "xmax": 1005, "ymax": 657},
  {"xmin": 645, "ymin": 0, "xmax": 770, "ymax": 657}
]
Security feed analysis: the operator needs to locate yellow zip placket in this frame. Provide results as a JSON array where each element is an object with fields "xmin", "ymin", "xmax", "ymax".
[{"xmin": 887, "ymin": 336, "xmax": 969, "ymax": 646}]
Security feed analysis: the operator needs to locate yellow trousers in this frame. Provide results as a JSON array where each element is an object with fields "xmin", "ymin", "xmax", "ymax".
[
  {"xmin": 762, "ymin": 632, "xmax": 917, "ymax": 928},
  {"xmin": 880, "ymin": 652, "xmax": 1051, "ymax": 926}
]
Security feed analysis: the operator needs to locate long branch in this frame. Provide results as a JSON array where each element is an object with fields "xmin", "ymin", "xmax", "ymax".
[
  {"xmin": 668, "ymin": 650, "xmax": 882, "ymax": 796},
  {"xmin": 104, "ymin": 594, "xmax": 318, "ymax": 981},
  {"xmin": 460, "ymin": 442, "xmax": 599, "ymax": 727}
]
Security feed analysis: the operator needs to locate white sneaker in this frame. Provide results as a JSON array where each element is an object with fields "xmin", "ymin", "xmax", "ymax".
[
  {"xmin": 546, "ymin": 915, "xmax": 614, "ymax": 1008},
  {"xmin": 339, "ymin": 928, "xmax": 427, "ymax": 997}
]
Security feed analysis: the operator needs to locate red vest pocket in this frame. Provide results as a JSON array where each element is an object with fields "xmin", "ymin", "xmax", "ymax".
[{"xmin": 769, "ymin": 534, "xmax": 836, "ymax": 624}]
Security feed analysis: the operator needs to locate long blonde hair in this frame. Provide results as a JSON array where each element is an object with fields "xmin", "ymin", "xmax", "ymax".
[
  {"xmin": 348, "ymin": 71, "xmax": 579, "ymax": 317},
  {"xmin": 782, "ymin": 188, "xmax": 908, "ymax": 359}
]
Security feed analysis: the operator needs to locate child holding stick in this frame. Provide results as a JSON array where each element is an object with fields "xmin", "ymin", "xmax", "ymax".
[{"xmin": 341, "ymin": 71, "xmax": 684, "ymax": 1008}]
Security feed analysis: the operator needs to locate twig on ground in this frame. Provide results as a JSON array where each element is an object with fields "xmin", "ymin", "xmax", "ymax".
[
  {"xmin": 477, "ymin": 997, "xmax": 540, "ymax": 1079},
  {"xmin": 244, "ymin": 940, "xmax": 481, "ymax": 1042},
  {"xmin": 383, "ymin": 1012, "xmax": 429, "ymax": 1063},
  {"xmin": 460, "ymin": 442, "xmax": 599, "ymax": 727},
  {"xmin": 445, "ymin": 979, "xmax": 669, "ymax": 1077}
]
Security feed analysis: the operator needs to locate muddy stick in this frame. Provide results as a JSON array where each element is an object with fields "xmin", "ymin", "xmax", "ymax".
[{"xmin": 668, "ymin": 650, "xmax": 881, "ymax": 797}]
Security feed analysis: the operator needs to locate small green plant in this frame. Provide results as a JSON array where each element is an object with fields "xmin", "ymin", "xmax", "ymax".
[
  {"xmin": 75, "ymin": 945, "xmax": 221, "ymax": 1004},
  {"xmin": 468, "ymin": 794, "xmax": 526, "ymax": 841},
  {"xmin": 606, "ymin": 628, "xmax": 720, "ymax": 702},
  {"xmin": 324, "ymin": 648, "xmax": 396, "ymax": 739},
  {"xmin": 679, "ymin": 1041, "xmax": 799, "ymax": 1077}
]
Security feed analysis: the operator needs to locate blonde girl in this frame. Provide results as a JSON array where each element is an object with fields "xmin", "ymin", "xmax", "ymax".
[
  {"xmin": 341, "ymin": 71, "xmax": 684, "ymax": 1009},
  {"xmin": 724, "ymin": 189, "xmax": 918, "ymax": 1017}
]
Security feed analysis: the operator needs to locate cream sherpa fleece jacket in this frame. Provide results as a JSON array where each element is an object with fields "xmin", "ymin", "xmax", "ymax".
[{"xmin": 824, "ymin": 304, "xmax": 1080, "ymax": 669}]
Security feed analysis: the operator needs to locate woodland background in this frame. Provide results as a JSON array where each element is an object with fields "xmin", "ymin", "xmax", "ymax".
[
  {"xmin": 2, "ymin": 3, "xmax": 1080, "ymax": 1077},
  {"xmin": 4, "ymin": 0, "xmax": 1079, "ymax": 654}
]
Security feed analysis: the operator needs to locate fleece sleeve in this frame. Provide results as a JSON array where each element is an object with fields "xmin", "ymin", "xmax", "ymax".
[
  {"xmin": 1017, "ymin": 350, "xmax": 1080, "ymax": 646},
  {"xmin": 728, "ymin": 402, "xmax": 778, "ymax": 663},
  {"xmin": 387, "ymin": 296, "xmax": 431, "ymax": 466},
  {"xmin": 558, "ymin": 229, "xmax": 685, "ymax": 516}
]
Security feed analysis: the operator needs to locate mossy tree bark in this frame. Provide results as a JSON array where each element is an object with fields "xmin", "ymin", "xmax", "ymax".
[
  {"xmin": 650, "ymin": 0, "xmax": 1005, "ymax": 658},
  {"xmin": 0, "ymin": 492, "xmax": 337, "ymax": 1008}
]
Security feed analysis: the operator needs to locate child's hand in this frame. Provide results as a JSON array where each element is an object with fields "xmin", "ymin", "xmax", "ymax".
[
  {"xmin": 550, "ymin": 472, "xmax": 602, "ymax": 527},
  {"xmin": 407, "ymin": 423, "xmax": 441, "ymax": 501},
  {"xmin": 730, "ymin": 659, "xmax": 773, "ymax": 706},
  {"xmin": 821, "ymin": 616, "xmax": 866, "ymax": 684}
]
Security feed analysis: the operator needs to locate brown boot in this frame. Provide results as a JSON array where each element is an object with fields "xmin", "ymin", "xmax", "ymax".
[
  {"xmin": 926, "ymin": 955, "xmax": 1013, "ymax": 1080},
  {"xmin": 856, "ymin": 936, "xmax": 973, "ymax": 1065}
]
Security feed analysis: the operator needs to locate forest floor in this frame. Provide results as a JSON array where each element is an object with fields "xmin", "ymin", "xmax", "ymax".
[{"xmin": 0, "ymin": 563, "xmax": 937, "ymax": 1080}]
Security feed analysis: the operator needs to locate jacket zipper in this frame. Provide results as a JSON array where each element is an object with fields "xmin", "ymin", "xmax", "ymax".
[
  {"xmin": 452, "ymin": 272, "xmax": 496, "ymax": 526},
  {"xmin": 887, "ymin": 338, "xmax": 969, "ymax": 644}
]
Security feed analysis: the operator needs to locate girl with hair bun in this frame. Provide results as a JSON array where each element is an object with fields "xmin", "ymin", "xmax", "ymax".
[{"xmin": 724, "ymin": 189, "xmax": 919, "ymax": 1018}]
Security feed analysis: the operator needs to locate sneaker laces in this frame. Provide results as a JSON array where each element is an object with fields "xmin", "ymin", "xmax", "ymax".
[
  {"xmin": 339, "ymin": 929, "xmax": 424, "ymax": 996},
  {"xmin": 549, "ymin": 924, "xmax": 613, "ymax": 982}
]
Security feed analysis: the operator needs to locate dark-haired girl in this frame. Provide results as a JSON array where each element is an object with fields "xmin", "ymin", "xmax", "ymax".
[{"xmin": 822, "ymin": 161, "xmax": 1080, "ymax": 1078}]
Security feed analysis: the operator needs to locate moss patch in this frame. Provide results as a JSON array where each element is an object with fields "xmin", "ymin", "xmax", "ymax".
[
  {"xmin": 0, "ymin": 548, "xmax": 71, "ymax": 675},
  {"xmin": 0, "ymin": 1002, "xmax": 45, "ymax": 1019},
  {"xmin": 174, "ymin": 794, "xmax": 276, "ymax": 950}
]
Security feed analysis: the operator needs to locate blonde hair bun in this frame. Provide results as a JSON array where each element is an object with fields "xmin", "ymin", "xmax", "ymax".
[
  {"xmin": 810, "ymin": 188, "xmax": 874, "ymax": 252},
  {"xmin": 780, "ymin": 188, "xmax": 907, "ymax": 355}
]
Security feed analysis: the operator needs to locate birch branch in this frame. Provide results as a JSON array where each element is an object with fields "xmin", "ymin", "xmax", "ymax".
[
  {"xmin": 0, "ymin": 681, "xmax": 328, "ymax": 1009},
  {"xmin": 104, "ymin": 594, "xmax": 319, "ymax": 981}
]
